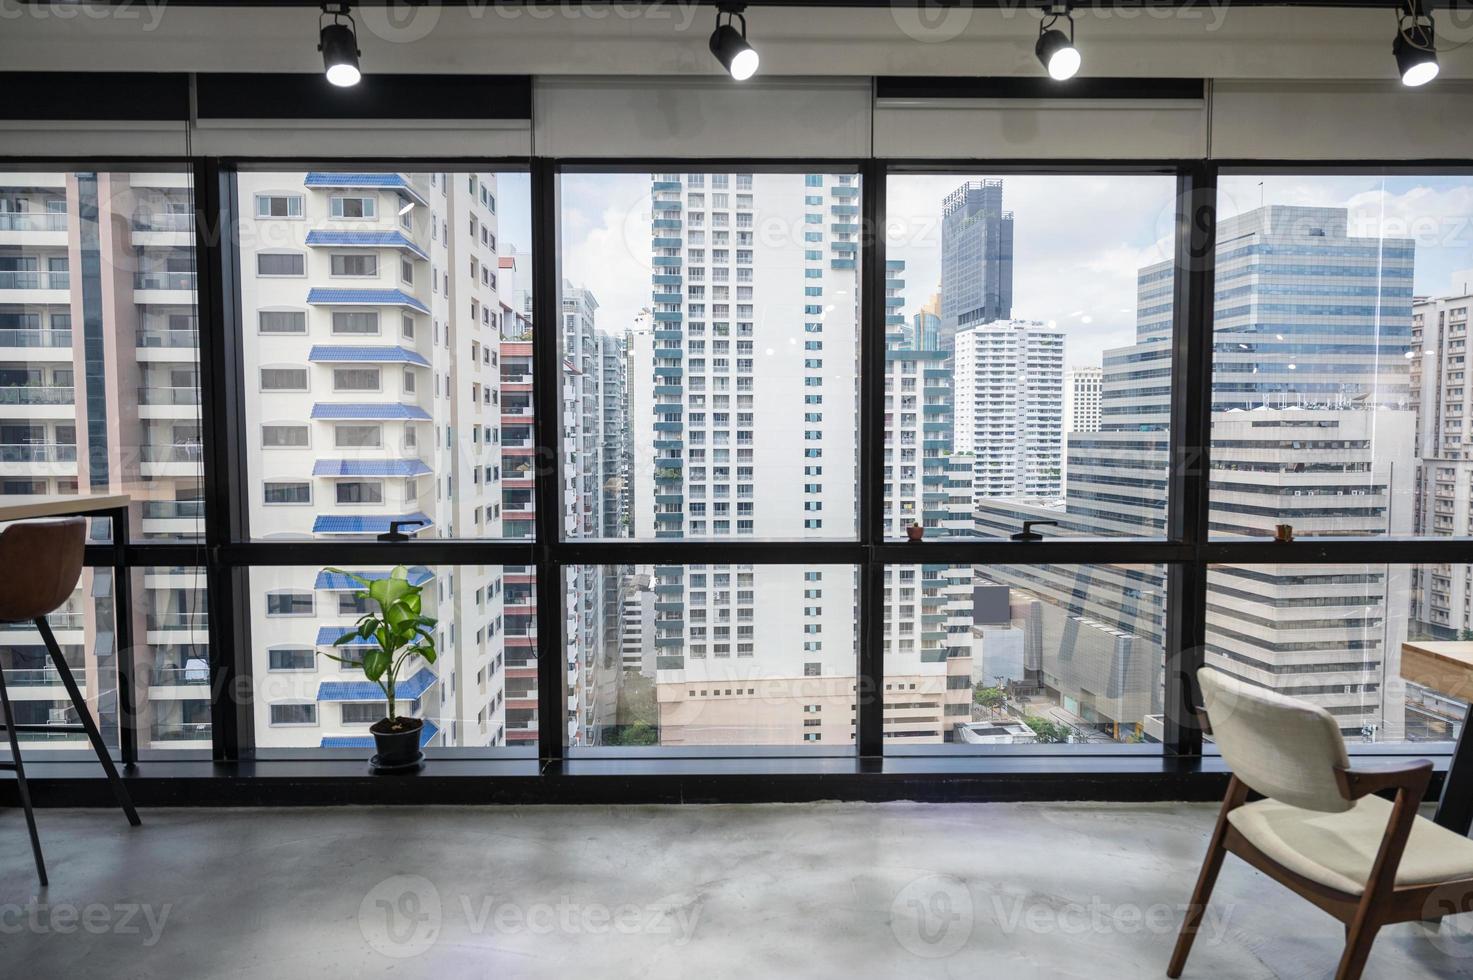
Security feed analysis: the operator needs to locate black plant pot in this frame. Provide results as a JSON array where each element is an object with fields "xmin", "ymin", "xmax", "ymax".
[{"xmin": 370, "ymin": 716, "xmax": 424, "ymax": 768}]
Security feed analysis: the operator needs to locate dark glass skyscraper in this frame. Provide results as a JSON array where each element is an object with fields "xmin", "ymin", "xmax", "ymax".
[{"xmin": 939, "ymin": 179, "xmax": 1014, "ymax": 348}]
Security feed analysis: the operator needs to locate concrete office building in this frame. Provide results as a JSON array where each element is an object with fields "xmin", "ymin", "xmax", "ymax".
[{"xmin": 974, "ymin": 205, "xmax": 1417, "ymax": 741}]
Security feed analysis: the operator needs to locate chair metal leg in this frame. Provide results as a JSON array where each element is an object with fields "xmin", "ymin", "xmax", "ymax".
[
  {"xmin": 36, "ymin": 617, "xmax": 140, "ymax": 827},
  {"xmin": 0, "ymin": 661, "xmax": 47, "ymax": 886}
]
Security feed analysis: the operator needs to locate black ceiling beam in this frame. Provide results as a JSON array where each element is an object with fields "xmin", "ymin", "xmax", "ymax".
[{"xmin": 17, "ymin": 0, "xmax": 1473, "ymax": 8}]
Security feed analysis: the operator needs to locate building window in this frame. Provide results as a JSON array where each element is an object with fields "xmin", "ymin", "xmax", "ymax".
[
  {"xmin": 266, "ymin": 591, "xmax": 314, "ymax": 616},
  {"xmin": 260, "ymin": 367, "xmax": 308, "ymax": 391},
  {"xmin": 256, "ymin": 252, "xmax": 305, "ymax": 277},
  {"xmin": 270, "ymin": 703, "xmax": 318, "ymax": 726},
  {"xmin": 263, "ymin": 481, "xmax": 311, "ymax": 505},
  {"xmin": 255, "ymin": 194, "xmax": 303, "ymax": 218},
  {"xmin": 329, "ymin": 195, "xmax": 376, "ymax": 219}
]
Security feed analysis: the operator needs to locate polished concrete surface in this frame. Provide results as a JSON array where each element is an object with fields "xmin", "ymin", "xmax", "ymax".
[{"xmin": 2, "ymin": 802, "xmax": 1473, "ymax": 978}]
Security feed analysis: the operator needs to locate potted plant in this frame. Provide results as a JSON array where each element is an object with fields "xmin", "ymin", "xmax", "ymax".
[
  {"xmin": 906, "ymin": 521, "xmax": 925, "ymax": 542},
  {"xmin": 320, "ymin": 565, "xmax": 438, "ymax": 769}
]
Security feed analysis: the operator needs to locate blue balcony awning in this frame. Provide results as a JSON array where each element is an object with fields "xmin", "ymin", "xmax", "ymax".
[
  {"xmin": 310, "ymin": 403, "xmax": 431, "ymax": 421},
  {"xmin": 312, "ymin": 458, "xmax": 432, "ymax": 477},
  {"xmin": 320, "ymin": 718, "xmax": 438, "ymax": 749},
  {"xmin": 311, "ymin": 511, "xmax": 432, "ymax": 535},
  {"xmin": 317, "ymin": 666, "xmax": 437, "ymax": 702},
  {"xmin": 308, "ymin": 345, "xmax": 430, "ymax": 367},
  {"xmin": 306, "ymin": 288, "xmax": 430, "ymax": 315},
  {"xmin": 314, "ymin": 566, "xmax": 436, "ymax": 591},
  {"xmin": 303, "ymin": 172, "xmax": 428, "ymax": 207},
  {"xmin": 316, "ymin": 625, "xmax": 377, "ymax": 647},
  {"xmin": 305, "ymin": 230, "xmax": 428, "ymax": 261}
]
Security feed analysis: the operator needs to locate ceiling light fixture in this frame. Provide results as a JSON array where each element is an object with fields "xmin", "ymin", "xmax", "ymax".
[
  {"xmin": 1394, "ymin": 0, "xmax": 1439, "ymax": 87},
  {"xmin": 1036, "ymin": 4, "xmax": 1081, "ymax": 81},
  {"xmin": 710, "ymin": 4, "xmax": 759, "ymax": 81},
  {"xmin": 319, "ymin": 2, "xmax": 362, "ymax": 88}
]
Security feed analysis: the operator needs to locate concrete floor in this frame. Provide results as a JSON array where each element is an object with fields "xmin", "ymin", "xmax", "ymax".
[{"xmin": 2, "ymin": 803, "xmax": 1473, "ymax": 979}]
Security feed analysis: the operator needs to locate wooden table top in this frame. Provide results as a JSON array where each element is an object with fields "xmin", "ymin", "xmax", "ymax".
[
  {"xmin": 0, "ymin": 493, "xmax": 132, "ymax": 523},
  {"xmin": 1402, "ymin": 640, "xmax": 1473, "ymax": 700}
]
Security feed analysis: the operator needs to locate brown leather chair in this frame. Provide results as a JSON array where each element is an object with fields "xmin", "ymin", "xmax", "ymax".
[{"xmin": 0, "ymin": 517, "xmax": 140, "ymax": 886}]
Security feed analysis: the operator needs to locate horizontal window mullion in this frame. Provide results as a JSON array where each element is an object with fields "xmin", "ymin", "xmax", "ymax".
[
  {"xmin": 552, "ymin": 540, "xmax": 868, "ymax": 565},
  {"xmin": 1202, "ymin": 537, "xmax": 1473, "ymax": 565},
  {"xmin": 214, "ymin": 541, "xmax": 536, "ymax": 567},
  {"xmin": 871, "ymin": 538, "xmax": 1190, "ymax": 565}
]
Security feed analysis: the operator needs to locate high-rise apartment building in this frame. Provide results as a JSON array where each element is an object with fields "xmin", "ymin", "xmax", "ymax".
[
  {"xmin": 1407, "ymin": 292, "xmax": 1473, "ymax": 738},
  {"xmin": 628, "ymin": 171, "xmax": 862, "ymax": 745},
  {"xmin": 975, "ymin": 205, "xmax": 1417, "ymax": 741},
  {"xmin": 1064, "ymin": 365, "xmax": 1102, "ymax": 435},
  {"xmin": 0, "ymin": 170, "xmax": 207, "ymax": 754},
  {"xmin": 939, "ymin": 180, "xmax": 1013, "ymax": 348},
  {"xmin": 953, "ymin": 319, "xmax": 1065, "ymax": 502}
]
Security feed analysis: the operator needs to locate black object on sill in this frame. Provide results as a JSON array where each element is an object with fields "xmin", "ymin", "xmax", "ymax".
[
  {"xmin": 1011, "ymin": 520, "xmax": 1058, "ymax": 542},
  {"xmin": 377, "ymin": 519, "xmax": 427, "ymax": 543}
]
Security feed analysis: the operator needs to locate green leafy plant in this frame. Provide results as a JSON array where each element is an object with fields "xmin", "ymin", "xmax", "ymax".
[
  {"xmin": 1024, "ymin": 716, "xmax": 1073, "ymax": 744},
  {"xmin": 973, "ymin": 685, "xmax": 1007, "ymax": 709},
  {"xmin": 320, "ymin": 566, "xmax": 437, "ymax": 728}
]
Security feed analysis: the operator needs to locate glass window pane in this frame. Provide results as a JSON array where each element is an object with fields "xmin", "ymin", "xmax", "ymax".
[
  {"xmin": 0, "ymin": 168, "xmax": 204, "ymax": 539},
  {"xmin": 237, "ymin": 169, "xmax": 532, "ymax": 542},
  {"xmin": 1211, "ymin": 174, "xmax": 1473, "ymax": 539},
  {"xmin": 248, "ymin": 564, "xmax": 535, "ymax": 756},
  {"xmin": 566, "ymin": 563, "xmax": 859, "ymax": 750},
  {"xmin": 885, "ymin": 563, "xmax": 1166, "ymax": 749},
  {"xmin": 885, "ymin": 174, "xmax": 1177, "ymax": 541},
  {"xmin": 1206, "ymin": 562, "xmax": 1468, "ymax": 747},
  {"xmin": 559, "ymin": 170, "xmax": 861, "ymax": 541}
]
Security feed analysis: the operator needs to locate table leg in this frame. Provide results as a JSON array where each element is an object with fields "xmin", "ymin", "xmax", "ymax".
[{"xmin": 1435, "ymin": 703, "xmax": 1473, "ymax": 835}]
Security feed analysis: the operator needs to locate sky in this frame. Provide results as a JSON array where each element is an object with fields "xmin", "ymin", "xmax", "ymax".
[{"xmin": 500, "ymin": 170, "xmax": 1473, "ymax": 373}]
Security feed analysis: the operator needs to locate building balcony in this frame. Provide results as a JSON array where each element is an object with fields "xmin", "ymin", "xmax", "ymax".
[
  {"xmin": 0, "ymin": 386, "xmax": 74, "ymax": 410},
  {"xmin": 150, "ymin": 721, "xmax": 211, "ymax": 743},
  {"xmin": 0, "ymin": 442, "xmax": 76, "ymax": 463},
  {"xmin": 0, "ymin": 212, "xmax": 67, "ymax": 233},
  {"xmin": 0, "ymin": 328, "xmax": 71, "ymax": 351},
  {"xmin": 134, "ymin": 272, "xmax": 197, "ymax": 292},
  {"xmin": 2, "ymin": 667, "xmax": 84, "ymax": 689},
  {"xmin": 0, "ymin": 269, "xmax": 69, "ymax": 290}
]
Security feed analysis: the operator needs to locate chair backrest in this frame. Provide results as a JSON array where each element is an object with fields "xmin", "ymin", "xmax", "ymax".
[
  {"xmin": 1198, "ymin": 667, "xmax": 1352, "ymax": 813},
  {"xmin": 0, "ymin": 517, "xmax": 86, "ymax": 624}
]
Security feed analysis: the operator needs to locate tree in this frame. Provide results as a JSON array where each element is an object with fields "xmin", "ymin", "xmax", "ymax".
[
  {"xmin": 608, "ymin": 721, "xmax": 658, "ymax": 746},
  {"xmin": 1024, "ymin": 716, "xmax": 1072, "ymax": 744},
  {"xmin": 973, "ymin": 685, "xmax": 1006, "ymax": 709}
]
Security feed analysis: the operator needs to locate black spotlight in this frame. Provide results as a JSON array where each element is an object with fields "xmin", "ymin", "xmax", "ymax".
[
  {"xmin": 710, "ymin": 4, "xmax": 759, "ymax": 81},
  {"xmin": 319, "ymin": 3, "xmax": 362, "ymax": 88},
  {"xmin": 1036, "ymin": 5, "xmax": 1081, "ymax": 81},
  {"xmin": 1394, "ymin": 0, "xmax": 1439, "ymax": 87}
]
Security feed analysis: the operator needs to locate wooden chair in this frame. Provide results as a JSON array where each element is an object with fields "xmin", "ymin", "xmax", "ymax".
[
  {"xmin": 0, "ymin": 518, "xmax": 140, "ymax": 886},
  {"xmin": 1169, "ymin": 667, "xmax": 1473, "ymax": 980}
]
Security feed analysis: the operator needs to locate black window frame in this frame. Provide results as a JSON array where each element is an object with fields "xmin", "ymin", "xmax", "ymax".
[{"xmin": 8, "ymin": 151, "xmax": 1467, "ymax": 807}]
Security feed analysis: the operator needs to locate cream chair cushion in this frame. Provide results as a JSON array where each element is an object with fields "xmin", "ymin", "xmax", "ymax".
[
  {"xmin": 1228, "ymin": 795, "xmax": 1473, "ymax": 895},
  {"xmin": 1199, "ymin": 667, "xmax": 1353, "ymax": 812}
]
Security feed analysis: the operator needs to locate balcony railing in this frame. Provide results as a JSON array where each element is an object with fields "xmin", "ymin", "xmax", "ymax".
[
  {"xmin": 146, "ymin": 612, "xmax": 209, "ymax": 631},
  {"xmin": 132, "ymin": 213, "xmax": 193, "ymax": 232},
  {"xmin": 0, "ymin": 329, "xmax": 71, "ymax": 348},
  {"xmin": 138, "ymin": 386, "xmax": 202, "ymax": 406},
  {"xmin": 140, "ymin": 443, "xmax": 203, "ymax": 463},
  {"xmin": 0, "ymin": 270, "xmax": 69, "ymax": 290},
  {"xmin": 137, "ymin": 328, "xmax": 199, "ymax": 349},
  {"xmin": 3, "ymin": 667, "xmax": 83, "ymax": 687},
  {"xmin": 0, "ymin": 612, "xmax": 84, "ymax": 629},
  {"xmin": 0, "ymin": 212, "xmax": 67, "ymax": 232},
  {"xmin": 143, "ymin": 499, "xmax": 205, "ymax": 520},
  {"xmin": 133, "ymin": 272, "xmax": 197, "ymax": 291},
  {"xmin": 150, "ymin": 722, "xmax": 211, "ymax": 741},
  {"xmin": 0, "ymin": 443, "xmax": 77, "ymax": 462},
  {"xmin": 0, "ymin": 386, "xmax": 74, "ymax": 405},
  {"xmin": 151, "ymin": 665, "xmax": 210, "ymax": 686}
]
